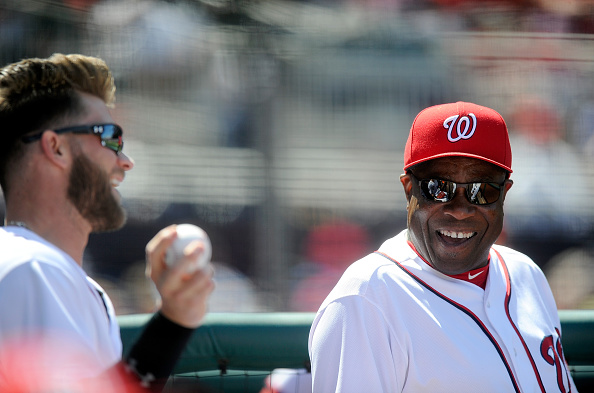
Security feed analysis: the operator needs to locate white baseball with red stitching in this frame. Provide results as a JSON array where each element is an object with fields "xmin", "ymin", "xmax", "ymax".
[{"xmin": 165, "ymin": 224, "xmax": 212, "ymax": 272}]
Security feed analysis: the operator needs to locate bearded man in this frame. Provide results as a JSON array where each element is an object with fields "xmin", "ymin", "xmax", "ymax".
[{"xmin": 0, "ymin": 54, "xmax": 214, "ymax": 392}]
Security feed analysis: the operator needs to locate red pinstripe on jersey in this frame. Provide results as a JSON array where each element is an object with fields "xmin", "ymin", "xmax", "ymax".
[{"xmin": 495, "ymin": 248, "xmax": 568, "ymax": 393}]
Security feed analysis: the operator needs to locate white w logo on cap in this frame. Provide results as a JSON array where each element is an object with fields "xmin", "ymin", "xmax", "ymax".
[{"xmin": 444, "ymin": 113, "xmax": 477, "ymax": 142}]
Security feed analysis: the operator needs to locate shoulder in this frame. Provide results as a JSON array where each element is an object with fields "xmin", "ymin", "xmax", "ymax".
[
  {"xmin": 324, "ymin": 252, "xmax": 400, "ymax": 299},
  {"xmin": 492, "ymin": 243, "xmax": 544, "ymax": 275},
  {"xmin": 0, "ymin": 228, "xmax": 73, "ymax": 264},
  {"xmin": 492, "ymin": 243, "xmax": 533, "ymax": 263},
  {"xmin": 0, "ymin": 228, "xmax": 83, "ymax": 284},
  {"xmin": 318, "ymin": 230, "xmax": 415, "ymax": 308},
  {"xmin": 491, "ymin": 244, "xmax": 552, "ymax": 293}
]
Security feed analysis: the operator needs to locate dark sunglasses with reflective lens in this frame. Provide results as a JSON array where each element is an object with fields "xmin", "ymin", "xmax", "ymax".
[
  {"xmin": 21, "ymin": 123, "xmax": 124, "ymax": 154},
  {"xmin": 410, "ymin": 172, "xmax": 505, "ymax": 205}
]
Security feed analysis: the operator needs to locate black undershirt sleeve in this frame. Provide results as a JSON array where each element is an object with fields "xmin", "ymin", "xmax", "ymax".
[{"xmin": 123, "ymin": 312, "xmax": 195, "ymax": 392}]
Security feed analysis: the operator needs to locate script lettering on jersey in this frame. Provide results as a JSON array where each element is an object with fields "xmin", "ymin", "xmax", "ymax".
[
  {"xmin": 443, "ymin": 113, "xmax": 477, "ymax": 142},
  {"xmin": 540, "ymin": 328, "xmax": 572, "ymax": 393}
]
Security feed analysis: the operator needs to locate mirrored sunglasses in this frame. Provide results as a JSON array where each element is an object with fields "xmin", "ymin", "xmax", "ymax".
[
  {"xmin": 410, "ymin": 172, "xmax": 505, "ymax": 205},
  {"xmin": 22, "ymin": 123, "xmax": 124, "ymax": 154}
]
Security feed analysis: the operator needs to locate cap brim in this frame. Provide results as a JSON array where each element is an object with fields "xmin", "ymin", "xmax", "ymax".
[{"xmin": 403, "ymin": 152, "xmax": 513, "ymax": 173}]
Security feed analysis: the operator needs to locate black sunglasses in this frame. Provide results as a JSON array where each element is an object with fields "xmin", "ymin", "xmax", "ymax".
[
  {"xmin": 21, "ymin": 123, "xmax": 124, "ymax": 154},
  {"xmin": 410, "ymin": 172, "xmax": 505, "ymax": 205}
]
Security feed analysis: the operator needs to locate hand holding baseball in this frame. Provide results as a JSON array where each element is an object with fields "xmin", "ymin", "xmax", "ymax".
[{"xmin": 145, "ymin": 224, "xmax": 215, "ymax": 328}]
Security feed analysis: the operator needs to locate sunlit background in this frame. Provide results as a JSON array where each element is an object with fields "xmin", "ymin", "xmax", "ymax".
[{"xmin": 1, "ymin": 0, "xmax": 594, "ymax": 313}]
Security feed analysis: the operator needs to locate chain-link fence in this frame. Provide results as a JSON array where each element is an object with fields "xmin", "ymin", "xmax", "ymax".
[{"xmin": 2, "ymin": 0, "xmax": 594, "ymax": 314}]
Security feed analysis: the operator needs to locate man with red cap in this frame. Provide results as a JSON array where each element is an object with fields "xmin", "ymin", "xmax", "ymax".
[{"xmin": 308, "ymin": 102, "xmax": 576, "ymax": 392}]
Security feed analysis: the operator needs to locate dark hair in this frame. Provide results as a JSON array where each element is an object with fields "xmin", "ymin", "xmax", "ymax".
[{"xmin": 0, "ymin": 53, "xmax": 115, "ymax": 193}]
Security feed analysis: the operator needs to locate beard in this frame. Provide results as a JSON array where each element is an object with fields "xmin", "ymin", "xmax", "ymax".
[{"xmin": 67, "ymin": 152, "xmax": 127, "ymax": 232}]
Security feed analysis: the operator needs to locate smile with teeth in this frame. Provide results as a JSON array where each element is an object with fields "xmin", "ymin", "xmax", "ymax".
[
  {"xmin": 110, "ymin": 178, "xmax": 121, "ymax": 187},
  {"xmin": 439, "ymin": 230, "xmax": 475, "ymax": 239}
]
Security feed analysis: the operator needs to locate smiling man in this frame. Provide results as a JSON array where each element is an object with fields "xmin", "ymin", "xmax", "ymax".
[
  {"xmin": 309, "ymin": 102, "xmax": 576, "ymax": 392},
  {"xmin": 0, "ymin": 54, "xmax": 214, "ymax": 392}
]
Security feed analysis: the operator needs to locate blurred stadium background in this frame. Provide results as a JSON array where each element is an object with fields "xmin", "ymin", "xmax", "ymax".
[{"xmin": 1, "ymin": 0, "xmax": 594, "ymax": 315}]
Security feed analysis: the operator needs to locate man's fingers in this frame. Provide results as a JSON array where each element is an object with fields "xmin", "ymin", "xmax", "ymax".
[
  {"xmin": 146, "ymin": 225, "xmax": 216, "ymax": 328},
  {"xmin": 158, "ymin": 263, "xmax": 215, "ymax": 328},
  {"xmin": 145, "ymin": 225, "xmax": 178, "ymax": 278}
]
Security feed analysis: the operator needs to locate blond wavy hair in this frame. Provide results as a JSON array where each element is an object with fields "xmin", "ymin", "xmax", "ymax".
[{"xmin": 0, "ymin": 53, "xmax": 116, "ymax": 192}]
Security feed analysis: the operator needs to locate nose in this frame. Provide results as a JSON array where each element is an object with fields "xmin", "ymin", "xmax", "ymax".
[
  {"xmin": 442, "ymin": 186, "xmax": 474, "ymax": 219},
  {"xmin": 118, "ymin": 151, "xmax": 134, "ymax": 171}
]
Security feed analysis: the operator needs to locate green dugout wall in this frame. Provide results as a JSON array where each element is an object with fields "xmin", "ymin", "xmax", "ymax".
[{"xmin": 119, "ymin": 310, "xmax": 594, "ymax": 392}]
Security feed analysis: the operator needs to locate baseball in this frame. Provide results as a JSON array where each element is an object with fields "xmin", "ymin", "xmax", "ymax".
[{"xmin": 165, "ymin": 224, "xmax": 212, "ymax": 272}]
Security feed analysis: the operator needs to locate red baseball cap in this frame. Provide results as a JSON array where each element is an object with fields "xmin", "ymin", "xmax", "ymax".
[{"xmin": 403, "ymin": 101, "xmax": 512, "ymax": 173}]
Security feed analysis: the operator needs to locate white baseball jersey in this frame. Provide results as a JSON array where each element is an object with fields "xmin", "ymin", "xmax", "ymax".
[
  {"xmin": 0, "ymin": 227, "xmax": 122, "ymax": 384},
  {"xmin": 309, "ymin": 230, "xmax": 577, "ymax": 393}
]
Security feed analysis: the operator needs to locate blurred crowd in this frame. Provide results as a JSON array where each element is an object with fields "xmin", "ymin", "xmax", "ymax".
[{"xmin": 1, "ymin": 0, "xmax": 594, "ymax": 313}]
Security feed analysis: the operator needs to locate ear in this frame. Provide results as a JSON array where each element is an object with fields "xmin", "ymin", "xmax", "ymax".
[
  {"xmin": 400, "ymin": 172, "xmax": 414, "ymax": 202},
  {"xmin": 39, "ymin": 131, "xmax": 70, "ymax": 169}
]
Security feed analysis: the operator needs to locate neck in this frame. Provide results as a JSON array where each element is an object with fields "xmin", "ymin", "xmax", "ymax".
[
  {"xmin": 5, "ymin": 209, "xmax": 90, "ymax": 266},
  {"xmin": 5, "ymin": 153, "xmax": 90, "ymax": 266},
  {"xmin": 446, "ymin": 262, "xmax": 490, "ymax": 289}
]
